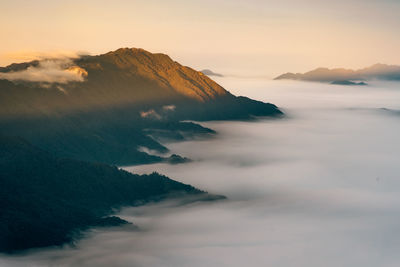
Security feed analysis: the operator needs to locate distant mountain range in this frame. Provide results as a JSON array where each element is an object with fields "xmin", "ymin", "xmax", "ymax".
[{"xmin": 274, "ymin": 64, "xmax": 400, "ymax": 83}]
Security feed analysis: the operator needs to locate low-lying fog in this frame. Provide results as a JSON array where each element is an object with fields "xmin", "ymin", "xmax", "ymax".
[{"xmin": 3, "ymin": 79, "xmax": 400, "ymax": 266}]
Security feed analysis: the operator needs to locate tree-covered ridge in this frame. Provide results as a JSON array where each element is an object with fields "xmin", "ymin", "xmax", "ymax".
[{"xmin": 0, "ymin": 135, "xmax": 219, "ymax": 252}]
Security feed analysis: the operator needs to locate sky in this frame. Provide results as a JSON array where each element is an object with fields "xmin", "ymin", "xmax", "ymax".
[{"xmin": 1, "ymin": 0, "xmax": 400, "ymax": 77}]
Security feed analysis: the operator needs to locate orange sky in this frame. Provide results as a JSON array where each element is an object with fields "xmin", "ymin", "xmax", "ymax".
[{"xmin": 1, "ymin": 0, "xmax": 399, "ymax": 77}]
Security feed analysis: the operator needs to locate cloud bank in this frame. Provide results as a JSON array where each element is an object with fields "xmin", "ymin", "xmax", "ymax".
[
  {"xmin": 0, "ymin": 58, "xmax": 88, "ymax": 84},
  {"xmin": 2, "ymin": 79, "xmax": 400, "ymax": 266}
]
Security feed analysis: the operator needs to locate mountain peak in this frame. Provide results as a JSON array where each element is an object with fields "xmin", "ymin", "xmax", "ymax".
[
  {"xmin": 106, "ymin": 47, "xmax": 162, "ymax": 58},
  {"xmin": 79, "ymin": 47, "xmax": 228, "ymax": 102}
]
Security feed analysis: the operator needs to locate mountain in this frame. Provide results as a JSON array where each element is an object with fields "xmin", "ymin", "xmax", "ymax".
[
  {"xmin": 0, "ymin": 48, "xmax": 281, "ymax": 119},
  {"xmin": 0, "ymin": 135, "xmax": 220, "ymax": 252},
  {"xmin": 0, "ymin": 47, "xmax": 282, "ymax": 166},
  {"xmin": 274, "ymin": 64, "xmax": 400, "ymax": 83},
  {"xmin": 201, "ymin": 69, "xmax": 224, "ymax": 77},
  {"xmin": 0, "ymin": 48, "xmax": 279, "ymax": 252}
]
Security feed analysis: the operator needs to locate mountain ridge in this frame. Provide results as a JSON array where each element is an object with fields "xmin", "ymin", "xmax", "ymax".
[
  {"xmin": 0, "ymin": 135, "xmax": 221, "ymax": 252},
  {"xmin": 274, "ymin": 63, "xmax": 400, "ymax": 83}
]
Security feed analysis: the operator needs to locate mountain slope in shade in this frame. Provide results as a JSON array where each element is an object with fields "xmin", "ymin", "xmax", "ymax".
[
  {"xmin": 0, "ymin": 135, "xmax": 221, "ymax": 252},
  {"xmin": 274, "ymin": 64, "xmax": 400, "ymax": 83}
]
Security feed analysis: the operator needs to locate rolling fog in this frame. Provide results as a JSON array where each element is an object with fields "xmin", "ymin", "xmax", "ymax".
[{"xmin": 2, "ymin": 78, "xmax": 400, "ymax": 266}]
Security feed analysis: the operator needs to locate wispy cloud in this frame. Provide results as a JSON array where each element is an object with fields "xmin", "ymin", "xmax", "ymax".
[
  {"xmin": 140, "ymin": 109, "xmax": 162, "ymax": 120},
  {"xmin": 0, "ymin": 59, "xmax": 88, "ymax": 84},
  {"xmin": 162, "ymin": 105, "xmax": 176, "ymax": 111}
]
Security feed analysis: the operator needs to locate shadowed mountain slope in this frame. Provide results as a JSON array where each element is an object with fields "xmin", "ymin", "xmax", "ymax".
[{"xmin": 0, "ymin": 135, "xmax": 220, "ymax": 252}]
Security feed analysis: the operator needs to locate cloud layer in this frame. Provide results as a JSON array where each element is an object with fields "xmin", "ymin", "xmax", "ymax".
[{"xmin": 2, "ymin": 79, "xmax": 400, "ymax": 266}]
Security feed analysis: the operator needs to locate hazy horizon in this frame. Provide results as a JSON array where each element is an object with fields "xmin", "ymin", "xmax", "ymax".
[{"xmin": 1, "ymin": 0, "xmax": 400, "ymax": 77}]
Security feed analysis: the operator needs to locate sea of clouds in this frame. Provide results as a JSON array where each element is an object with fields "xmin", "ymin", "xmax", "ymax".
[{"xmin": 2, "ymin": 78, "xmax": 400, "ymax": 267}]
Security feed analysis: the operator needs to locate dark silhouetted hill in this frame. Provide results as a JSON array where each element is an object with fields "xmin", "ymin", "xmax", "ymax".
[
  {"xmin": 0, "ymin": 135, "xmax": 219, "ymax": 252},
  {"xmin": 331, "ymin": 80, "xmax": 367, "ymax": 86}
]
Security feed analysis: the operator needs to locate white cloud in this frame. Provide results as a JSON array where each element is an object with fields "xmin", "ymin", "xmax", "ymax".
[
  {"xmin": 162, "ymin": 105, "xmax": 176, "ymax": 111},
  {"xmin": 140, "ymin": 109, "xmax": 161, "ymax": 120},
  {"xmin": 0, "ymin": 59, "xmax": 88, "ymax": 84}
]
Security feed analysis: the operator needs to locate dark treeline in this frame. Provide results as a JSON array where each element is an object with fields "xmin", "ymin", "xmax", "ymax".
[{"xmin": 0, "ymin": 135, "xmax": 220, "ymax": 252}]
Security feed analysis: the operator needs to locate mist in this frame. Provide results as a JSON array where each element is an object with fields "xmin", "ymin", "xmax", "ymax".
[
  {"xmin": 2, "ymin": 79, "xmax": 400, "ymax": 266},
  {"xmin": 0, "ymin": 58, "xmax": 87, "ymax": 84}
]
